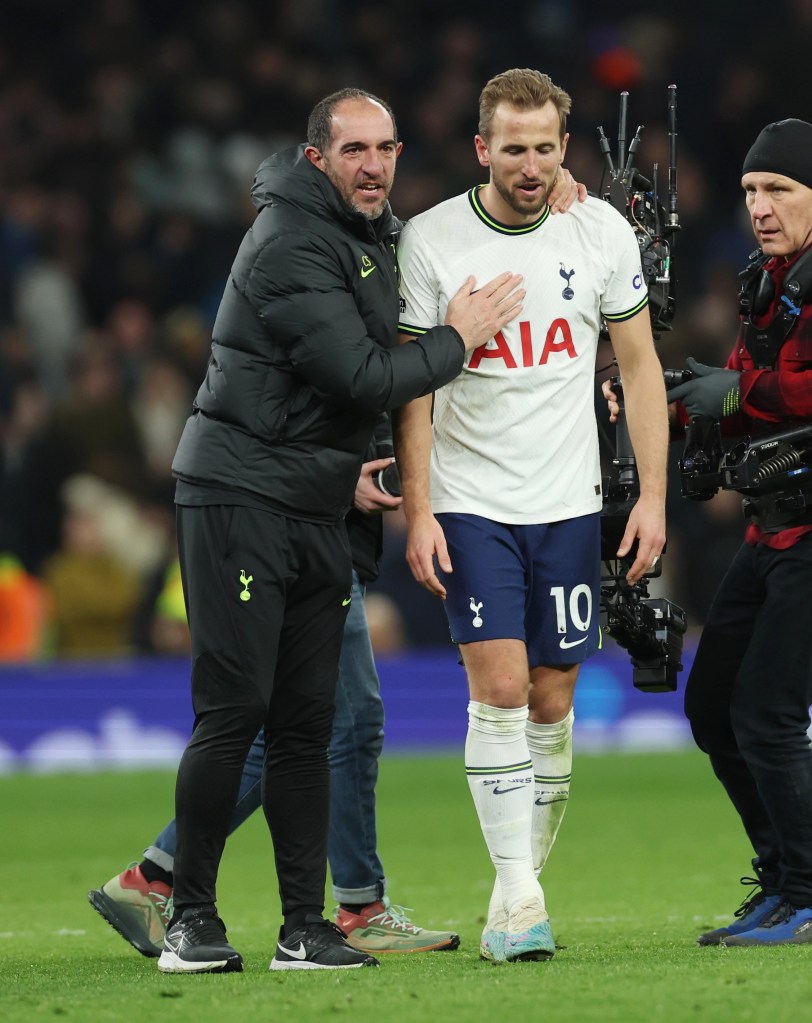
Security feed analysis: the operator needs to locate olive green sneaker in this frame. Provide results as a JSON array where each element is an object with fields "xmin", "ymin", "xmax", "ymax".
[
  {"xmin": 336, "ymin": 897, "xmax": 460, "ymax": 954},
  {"xmin": 88, "ymin": 862, "xmax": 172, "ymax": 957}
]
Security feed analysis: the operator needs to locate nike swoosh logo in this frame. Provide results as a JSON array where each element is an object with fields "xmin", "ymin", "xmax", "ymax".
[
  {"xmin": 278, "ymin": 941, "xmax": 307, "ymax": 960},
  {"xmin": 342, "ymin": 597, "xmax": 352, "ymax": 606},
  {"xmin": 361, "ymin": 265, "xmax": 377, "ymax": 278},
  {"xmin": 535, "ymin": 796, "xmax": 569, "ymax": 806},
  {"xmin": 493, "ymin": 785, "xmax": 526, "ymax": 795},
  {"xmin": 559, "ymin": 635, "xmax": 588, "ymax": 649}
]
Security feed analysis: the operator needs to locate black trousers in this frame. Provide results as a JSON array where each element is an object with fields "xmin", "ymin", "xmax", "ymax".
[
  {"xmin": 172, "ymin": 503, "xmax": 352, "ymax": 918},
  {"xmin": 684, "ymin": 535, "xmax": 812, "ymax": 907}
]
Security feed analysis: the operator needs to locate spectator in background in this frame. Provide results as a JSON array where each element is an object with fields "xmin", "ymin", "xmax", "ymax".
[
  {"xmin": 10, "ymin": 345, "xmax": 148, "ymax": 573},
  {"xmin": 40, "ymin": 474, "xmax": 169, "ymax": 658},
  {"xmin": 0, "ymin": 554, "xmax": 51, "ymax": 662}
]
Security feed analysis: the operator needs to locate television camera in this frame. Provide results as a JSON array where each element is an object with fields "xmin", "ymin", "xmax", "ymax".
[
  {"xmin": 597, "ymin": 87, "xmax": 687, "ymax": 692},
  {"xmin": 668, "ymin": 370, "xmax": 812, "ymax": 529}
]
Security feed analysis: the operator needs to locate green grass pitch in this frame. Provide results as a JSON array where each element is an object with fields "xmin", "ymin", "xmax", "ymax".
[{"xmin": 3, "ymin": 750, "xmax": 812, "ymax": 1022}]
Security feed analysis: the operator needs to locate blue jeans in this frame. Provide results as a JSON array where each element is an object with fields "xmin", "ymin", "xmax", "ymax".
[{"xmin": 145, "ymin": 573, "xmax": 387, "ymax": 905}]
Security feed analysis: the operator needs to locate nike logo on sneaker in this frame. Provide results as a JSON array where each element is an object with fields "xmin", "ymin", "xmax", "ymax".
[
  {"xmin": 278, "ymin": 941, "xmax": 307, "ymax": 960},
  {"xmin": 559, "ymin": 635, "xmax": 587, "ymax": 649}
]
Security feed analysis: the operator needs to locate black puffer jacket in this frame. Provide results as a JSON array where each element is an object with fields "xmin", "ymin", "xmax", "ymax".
[
  {"xmin": 347, "ymin": 413, "xmax": 394, "ymax": 583},
  {"xmin": 172, "ymin": 144, "xmax": 464, "ymax": 523}
]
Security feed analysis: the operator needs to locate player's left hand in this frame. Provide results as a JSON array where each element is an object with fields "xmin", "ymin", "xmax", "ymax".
[
  {"xmin": 548, "ymin": 167, "xmax": 588, "ymax": 213},
  {"xmin": 616, "ymin": 492, "xmax": 666, "ymax": 585},
  {"xmin": 665, "ymin": 357, "xmax": 742, "ymax": 419}
]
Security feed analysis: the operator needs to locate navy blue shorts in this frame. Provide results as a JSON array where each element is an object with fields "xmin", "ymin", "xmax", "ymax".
[{"xmin": 436, "ymin": 512, "xmax": 601, "ymax": 668}]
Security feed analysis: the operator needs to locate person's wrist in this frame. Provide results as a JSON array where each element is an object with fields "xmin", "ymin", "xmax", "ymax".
[{"xmin": 722, "ymin": 385, "xmax": 741, "ymax": 417}]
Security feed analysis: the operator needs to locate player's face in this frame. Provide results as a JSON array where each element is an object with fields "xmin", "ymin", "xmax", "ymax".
[
  {"xmin": 306, "ymin": 98, "xmax": 402, "ymax": 220},
  {"xmin": 475, "ymin": 101, "xmax": 568, "ymax": 224},
  {"xmin": 742, "ymin": 171, "xmax": 812, "ymax": 257}
]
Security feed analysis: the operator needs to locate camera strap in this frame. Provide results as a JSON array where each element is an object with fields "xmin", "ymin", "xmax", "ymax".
[{"xmin": 739, "ymin": 246, "xmax": 812, "ymax": 368}]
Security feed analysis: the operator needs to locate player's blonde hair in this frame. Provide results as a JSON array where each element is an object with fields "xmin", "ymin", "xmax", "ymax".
[{"xmin": 478, "ymin": 68, "xmax": 571, "ymax": 142}]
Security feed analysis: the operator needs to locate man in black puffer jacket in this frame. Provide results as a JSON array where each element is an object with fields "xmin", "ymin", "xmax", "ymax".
[{"xmin": 158, "ymin": 87, "xmax": 527, "ymax": 975}]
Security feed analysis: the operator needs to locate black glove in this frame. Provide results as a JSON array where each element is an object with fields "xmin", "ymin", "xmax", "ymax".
[{"xmin": 666, "ymin": 357, "xmax": 741, "ymax": 418}]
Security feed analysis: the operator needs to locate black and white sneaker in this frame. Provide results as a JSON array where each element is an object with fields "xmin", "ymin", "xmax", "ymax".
[
  {"xmin": 157, "ymin": 907, "xmax": 243, "ymax": 974},
  {"xmin": 270, "ymin": 915, "xmax": 380, "ymax": 970}
]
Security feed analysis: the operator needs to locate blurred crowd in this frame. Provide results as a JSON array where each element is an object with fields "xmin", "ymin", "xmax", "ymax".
[{"xmin": 0, "ymin": 0, "xmax": 809, "ymax": 660}]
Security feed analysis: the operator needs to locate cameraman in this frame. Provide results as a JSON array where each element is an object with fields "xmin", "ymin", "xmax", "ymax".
[{"xmin": 607, "ymin": 118, "xmax": 812, "ymax": 946}]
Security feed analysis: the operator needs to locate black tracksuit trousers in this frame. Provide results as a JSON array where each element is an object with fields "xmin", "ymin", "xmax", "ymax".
[
  {"xmin": 172, "ymin": 503, "xmax": 352, "ymax": 921},
  {"xmin": 684, "ymin": 535, "xmax": 812, "ymax": 907}
]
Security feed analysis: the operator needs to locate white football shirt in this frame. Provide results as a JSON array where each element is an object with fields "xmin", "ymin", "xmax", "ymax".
[{"xmin": 398, "ymin": 189, "xmax": 647, "ymax": 524}]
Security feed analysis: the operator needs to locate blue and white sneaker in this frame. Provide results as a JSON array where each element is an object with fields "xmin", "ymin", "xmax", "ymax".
[
  {"xmin": 503, "ymin": 898, "xmax": 555, "ymax": 962},
  {"xmin": 698, "ymin": 877, "xmax": 783, "ymax": 946},
  {"xmin": 479, "ymin": 927, "xmax": 507, "ymax": 963},
  {"xmin": 480, "ymin": 903, "xmax": 508, "ymax": 962},
  {"xmin": 721, "ymin": 900, "xmax": 812, "ymax": 946}
]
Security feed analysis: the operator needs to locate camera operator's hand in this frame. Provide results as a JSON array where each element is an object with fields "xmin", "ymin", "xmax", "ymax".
[
  {"xmin": 602, "ymin": 378, "xmax": 620, "ymax": 424},
  {"xmin": 604, "ymin": 377, "xmax": 680, "ymax": 426},
  {"xmin": 548, "ymin": 167, "xmax": 588, "ymax": 214},
  {"xmin": 445, "ymin": 272, "xmax": 525, "ymax": 352},
  {"xmin": 354, "ymin": 458, "xmax": 403, "ymax": 514},
  {"xmin": 665, "ymin": 357, "xmax": 741, "ymax": 419}
]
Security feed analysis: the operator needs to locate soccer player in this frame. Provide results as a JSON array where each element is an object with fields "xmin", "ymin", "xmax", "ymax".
[{"xmin": 393, "ymin": 68, "xmax": 668, "ymax": 962}]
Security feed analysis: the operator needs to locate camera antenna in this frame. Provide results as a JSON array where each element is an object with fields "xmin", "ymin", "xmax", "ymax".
[
  {"xmin": 652, "ymin": 162, "xmax": 661, "ymax": 237},
  {"xmin": 617, "ymin": 91, "xmax": 628, "ymax": 171},
  {"xmin": 667, "ymin": 84, "xmax": 679, "ymax": 229},
  {"xmin": 597, "ymin": 125, "xmax": 616, "ymax": 177},
  {"xmin": 623, "ymin": 125, "xmax": 643, "ymax": 185}
]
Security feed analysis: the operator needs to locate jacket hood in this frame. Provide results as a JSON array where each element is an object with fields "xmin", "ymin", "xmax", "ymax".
[{"xmin": 250, "ymin": 143, "xmax": 397, "ymax": 240}]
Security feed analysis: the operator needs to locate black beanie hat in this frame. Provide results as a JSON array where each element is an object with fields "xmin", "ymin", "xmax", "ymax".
[{"xmin": 742, "ymin": 119, "xmax": 812, "ymax": 189}]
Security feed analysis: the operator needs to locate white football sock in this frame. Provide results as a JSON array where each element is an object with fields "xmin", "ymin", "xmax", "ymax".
[
  {"xmin": 465, "ymin": 701, "xmax": 539, "ymax": 915},
  {"xmin": 526, "ymin": 708, "xmax": 574, "ymax": 874}
]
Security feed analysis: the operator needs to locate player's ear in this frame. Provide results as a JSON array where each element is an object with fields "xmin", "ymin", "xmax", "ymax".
[{"xmin": 475, "ymin": 135, "xmax": 489, "ymax": 169}]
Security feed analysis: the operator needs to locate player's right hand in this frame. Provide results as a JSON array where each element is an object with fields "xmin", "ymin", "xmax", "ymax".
[
  {"xmin": 445, "ymin": 272, "xmax": 524, "ymax": 352},
  {"xmin": 405, "ymin": 511, "xmax": 451, "ymax": 599}
]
